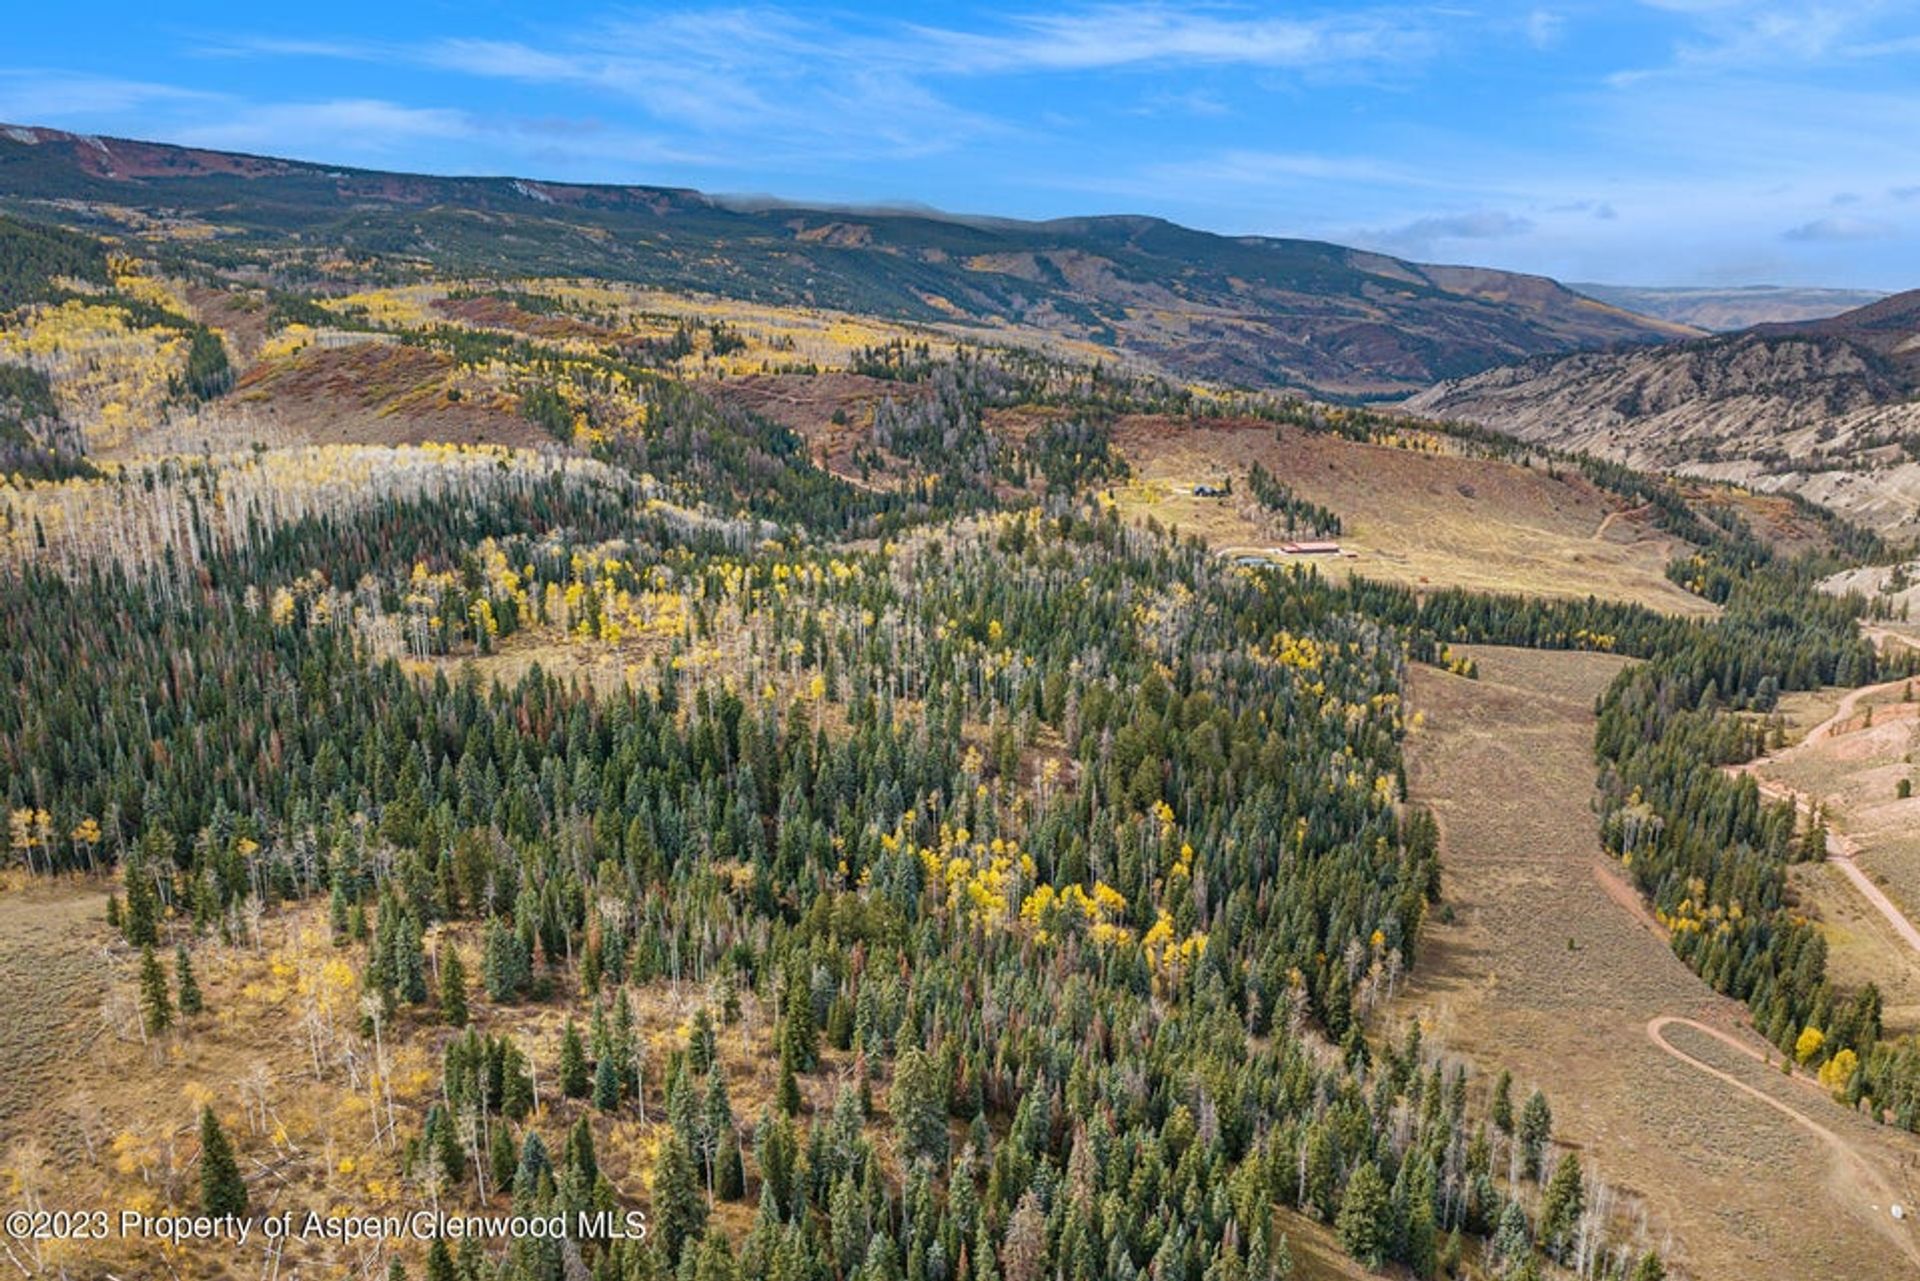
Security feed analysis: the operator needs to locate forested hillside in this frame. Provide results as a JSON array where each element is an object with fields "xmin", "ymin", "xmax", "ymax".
[
  {"xmin": 0, "ymin": 198, "xmax": 1907, "ymax": 1281},
  {"xmin": 0, "ymin": 124, "xmax": 1691, "ymax": 398}
]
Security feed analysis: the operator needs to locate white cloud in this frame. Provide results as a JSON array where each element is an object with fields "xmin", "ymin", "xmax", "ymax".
[
  {"xmin": 169, "ymin": 100, "xmax": 475, "ymax": 155},
  {"xmin": 1783, "ymin": 215, "xmax": 1898, "ymax": 242},
  {"xmin": 1357, "ymin": 210, "xmax": 1537, "ymax": 258},
  {"xmin": 911, "ymin": 6, "xmax": 1434, "ymax": 74}
]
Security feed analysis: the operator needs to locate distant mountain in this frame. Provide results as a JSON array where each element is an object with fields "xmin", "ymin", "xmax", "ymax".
[
  {"xmin": 1572, "ymin": 283, "xmax": 1889, "ymax": 331},
  {"xmin": 1407, "ymin": 290, "xmax": 1920, "ymax": 532},
  {"xmin": 0, "ymin": 123, "xmax": 1691, "ymax": 398}
]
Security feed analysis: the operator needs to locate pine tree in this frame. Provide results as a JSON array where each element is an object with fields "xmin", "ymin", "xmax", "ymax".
[
  {"xmin": 426, "ymin": 1237, "xmax": 457, "ymax": 1281},
  {"xmin": 1491, "ymin": 1069, "xmax": 1513, "ymax": 1134},
  {"xmin": 1335, "ymin": 1161, "xmax": 1391, "ymax": 1269},
  {"xmin": 1538, "ymin": 1153, "xmax": 1584, "ymax": 1257},
  {"xmin": 714, "ymin": 1120, "xmax": 745, "ymax": 1201},
  {"xmin": 174, "ymin": 942, "xmax": 204, "ymax": 1016},
  {"xmin": 594, "ymin": 1053, "xmax": 621, "ymax": 1112},
  {"xmin": 138, "ymin": 945, "xmax": 171, "ymax": 1036},
  {"xmin": 482, "ymin": 917, "xmax": 530, "ymax": 1002},
  {"xmin": 1630, "ymin": 1251, "xmax": 1667, "ymax": 1281},
  {"xmin": 776, "ymin": 1044, "xmax": 802, "ymax": 1115},
  {"xmin": 560, "ymin": 1019, "xmax": 590, "ymax": 1098},
  {"xmin": 651, "ymin": 1133, "xmax": 706, "ymax": 1261},
  {"xmin": 1518, "ymin": 1091, "xmax": 1553, "ymax": 1180},
  {"xmin": 199, "ymin": 1106, "xmax": 248, "ymax": 1216},
  {"xmin": 440, "ymin": 945, "xmax": 469, "ymax": 1027},
  {"xmin": 124, "ymin": 869, "xmax": 159, "ymax": 948},
  {"xmin": 778, "ymin": 966, "xmax": 818, "ymax": 1072},
  {"xmin": 889, "ymin": 1046, "xmax": 948, "ymax": 1167}
]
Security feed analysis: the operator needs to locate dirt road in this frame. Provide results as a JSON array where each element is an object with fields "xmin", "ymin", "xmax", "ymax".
[
  {"xmin": 1405, "ymin": 646, "xmax": 1920, "ymax": 1279},
  {"xmin": 1646, "ymin": 1016, "xmax": 1920, "ymax": 1272},
  {"xmin": 1729, "ymin": 671, "xmax": 1920, "ymax": 957}
]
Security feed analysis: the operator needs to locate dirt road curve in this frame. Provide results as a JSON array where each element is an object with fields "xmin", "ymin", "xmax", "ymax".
[
  {"xmin": 1408, "ymin": 647, "xmax": 1920, "ymax": 1278},
  {"xmin": 1748, "ymin": 774, "xmax": 1920, "ymax": 955},
  {"xmin": 1647, "ymin": 1015, "xmax": 1920, "ymax": 1271},
  {"xmin": 1728, "ymin": 669, "xmax": 1920, "ymax": 957}
]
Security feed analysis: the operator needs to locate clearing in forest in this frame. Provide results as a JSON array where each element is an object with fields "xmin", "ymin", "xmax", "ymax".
[
  {"xmin": 1403, "ymin": 645, "xmax": 1920, "ymax": 1280},
  {"xmin": 1737, "ymin": 675, "xmax": 1920, "ymax": 1035},
  {"xmin": 1107, "ymin": 417, "xmax": 1713, "ymax": 614}
]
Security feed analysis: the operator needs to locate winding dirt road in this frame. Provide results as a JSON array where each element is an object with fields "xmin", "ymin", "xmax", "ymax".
[
  {"xmin": 1729, "ymin": 672, "xmax": 1920, "ymax": 957},
  {"xmin": 1407, "ymin": 646, "xmax": 1920, "ymax": 1277},
  {"xmin": 1646, "ymin": 1015, "xmax": 1920, "ymax": 1271}
]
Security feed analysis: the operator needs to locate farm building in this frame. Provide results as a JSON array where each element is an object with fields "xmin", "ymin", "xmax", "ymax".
[{"xmin": 1279, "ymin": 540, "xmax": 1342, "ymax": 555}]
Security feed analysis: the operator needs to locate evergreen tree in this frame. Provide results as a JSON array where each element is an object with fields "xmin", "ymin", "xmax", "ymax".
[
  {"xmin": 651, "ymin": 1133, "xmax": 706, "ymax": 1262},
  {"xmin": 1538, "ymin": 1153, "xmax": 1584, "ymax": 1257},
  {"xmin": 440, "ymin": 945, "xmax": 469, "ymax": 1027},
  {"xmin": 1517, "ymin": 1091, "xmax": 1553, "ymax": 1180},
  {"xmin": 594, "ymin": 1053, "xmax": 621, "ymax": 1112},
  {"xmin": 198, "ymin": 1106, "xmax": 248, "ymax": 1216},
  {"xmin": 1335, "ymin": 1161, "xmax": 1391, "ymax": 1269},
  {"xmin": 560, "ymin": 1019, "xmax": 591, "ymax": 1098},
  {"xmin": 124, "ymin": 868, "xmax": 159, "ymax": 948},
  {"xmin": 889, "ymin": 1047, "xmax": 949, "ymax": 1167},
  {"xmin": 138, "ymin": 945, "xmax": 171, "ymax": 1036},
  {"xmin": 426, "ymin": 1238, "xmax": 457, "ymax": 1281},
  {"xmin": 482, "ymin": 917, "xmax": 530, "ymax": 1002},
  {"xmin": 174, "ymin": 942, "xmax": 204, "ymax": 1016}
]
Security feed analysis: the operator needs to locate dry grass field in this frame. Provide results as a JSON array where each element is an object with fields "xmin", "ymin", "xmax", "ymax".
[
  {"xmin": 1108, "ymin": 418, "xmax": 1714, "ymax": 614},
  {"xmin": 1403, "ymin": 646, "xmax": 1920, "ymax": 1279},
  {"xmin": 0, "ymin": 878, "xmax": 112, "ymax": 1146}
]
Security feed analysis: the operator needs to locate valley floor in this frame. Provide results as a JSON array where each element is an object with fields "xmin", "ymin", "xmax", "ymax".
[{"xmin": 1403, "ymin": 646, "xmax": 1920, "ymax": 1279}]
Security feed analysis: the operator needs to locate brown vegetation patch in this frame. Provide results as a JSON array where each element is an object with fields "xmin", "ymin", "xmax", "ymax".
[
  {"xmin": 708, "ymin": 372, "xmax": 926, "ymax": 484},
  {"xmin": 431, "ymin": 294, "xmax": 615, "ymax": 342},
  {"xmin": 231, "ymin": 341, "xmax": 551, "ymax": 449},
  {"xmin": 1109, "ymin": 416, "xmax": 1713, "ymax": 614}
]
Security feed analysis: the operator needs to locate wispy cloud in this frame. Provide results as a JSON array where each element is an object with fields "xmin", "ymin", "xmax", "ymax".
[
  {"xmin": 1784, "ymin": 215, "xmax": 1899, "ymax": 242},
  {"xmin": 1358, "ymin": 209, "xmax": 1537, "ymax": 257},
  {"xmin": 168, "ymin": 99, "xmax": 474, "ymax": 155},
  {"xmin": 909, "ymin": 6, "xmax": 1436, "ymax": 74},
  {"xmin": 0, "ymin": 70, "xmax": 219, "ymax": 119}
]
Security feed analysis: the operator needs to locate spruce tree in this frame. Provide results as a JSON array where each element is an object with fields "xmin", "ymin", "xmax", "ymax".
[
  {"xmin": 560, "ymin": 1019, "xmax": 590, "ymax": 1098},
  {"xmin": 174, "ymin": 942, "xmax": 204, "ymax": 1016},
  {"xmin": 889, "ymin": 1047, "xmax": 948, "ymax": 1167},
  {"xmin": 1334, "ymin": 1161, "xmax": 1391, "ymax": 1268},
  {"xmin": 651, "ymin": 1133, "xmax": 706, "ymax": 1261},
  {"xmin": 138, "ymin": 945, "xmax": 171, "ymax": 1036},
  {"xmin": 439, "ymin": 945, "xmax": 468, "ymax": 1027},
  {"xmin": 124, "ymin": 869, "xmax": 159, "ymax": 948},
  {"xmin": 1518, "ymin": 1091, "xmax": 1553, "ymax": 1180},
  {"xmin": 594, "ymin": 1053, "xmax": 621, "ymax": 1112},
  {"xmin": 199, "ymin": 1106, "xmax": 248, "ymax": 1216},
  {"xmin": 1538, "ymin": 1153, "xmax": 1584, "ymax": 1257}
]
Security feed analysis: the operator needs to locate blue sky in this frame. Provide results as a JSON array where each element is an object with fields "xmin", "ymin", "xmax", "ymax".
[{"xmin": 4, "ymin": 2, "xmax": 1918, "ymax": 288}]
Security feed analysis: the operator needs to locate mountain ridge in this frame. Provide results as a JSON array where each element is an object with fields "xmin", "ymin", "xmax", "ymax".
[{"xmin": 0, "ymin": 122, "xmax": 1693, "ymax": 398}]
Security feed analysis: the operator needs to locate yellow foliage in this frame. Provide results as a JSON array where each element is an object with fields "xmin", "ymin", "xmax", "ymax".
[{"xmin": 1817, "ymin": 1048, "xmax": 1859, "ymax": 1096}]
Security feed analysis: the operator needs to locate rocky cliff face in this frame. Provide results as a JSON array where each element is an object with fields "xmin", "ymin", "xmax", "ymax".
[{"xmin": 1406, "ymin": 292, "xmax": 1920, "ymax": 532}]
